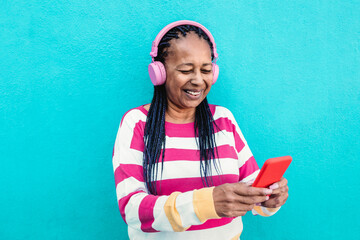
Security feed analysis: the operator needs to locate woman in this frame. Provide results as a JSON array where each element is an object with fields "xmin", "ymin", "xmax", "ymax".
[{"xmin": 112, "ymin": 20, "xmax": 289, "ymax": 239}]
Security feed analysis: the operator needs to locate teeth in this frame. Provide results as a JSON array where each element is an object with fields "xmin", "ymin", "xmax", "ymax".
[{"xmin": 186, "ymin": 90, "xmax": 201, "ymax": 96}]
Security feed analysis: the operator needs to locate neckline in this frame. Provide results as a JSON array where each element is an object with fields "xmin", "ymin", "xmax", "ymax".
[{"xmin": 140, "ymin": 105, "xmax": 195, "ymax": 126}]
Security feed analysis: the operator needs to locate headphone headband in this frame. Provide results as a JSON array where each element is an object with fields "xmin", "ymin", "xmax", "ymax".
[{"xmin": 150, "ymin": 20, "xmax": 218, "ymax": 60}]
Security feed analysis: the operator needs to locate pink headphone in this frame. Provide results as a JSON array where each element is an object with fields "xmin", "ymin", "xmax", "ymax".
[{"xmin": 148, "ymin": 20, "xmax": 219, "ymax": 86}]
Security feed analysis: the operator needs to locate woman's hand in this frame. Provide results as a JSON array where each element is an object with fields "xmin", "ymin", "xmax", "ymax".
[
  {"xmin": 213, "ymin": 182, "xmax": 273, "ymax": 218},
  {"xmin": 261, "ymin": 177, "xmax": 289, "ymax": 208}
]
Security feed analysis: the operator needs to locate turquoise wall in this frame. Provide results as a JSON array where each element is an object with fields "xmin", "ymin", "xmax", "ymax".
[{"xmin": 1, "ymin": 0, "xmax": 359, "ymax": 239}]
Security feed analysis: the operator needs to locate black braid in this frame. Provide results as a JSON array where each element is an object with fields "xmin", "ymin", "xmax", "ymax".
[
  {"xmin": 143, "ymin": 85, "xmax": 167, "ymax": 194},
  {"xmin": 143, "ymin": 25, "xmax": 221, "ymax": 195}
]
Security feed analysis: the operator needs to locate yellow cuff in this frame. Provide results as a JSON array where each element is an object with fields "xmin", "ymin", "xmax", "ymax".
[
  {"xmin": 253, "ymin": 206, "xmax": 280, "ymax": 217},
  {"xmin": 164, "ymin": 192, "xmax": 189, "ymax": 232},
  {"xmin": 193, "ymin": 187, "xmax": 220, "ymax": 222}
]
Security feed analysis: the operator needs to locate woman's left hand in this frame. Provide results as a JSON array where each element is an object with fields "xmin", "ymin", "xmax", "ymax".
[{"xmin": 261, "ymin": 177, "xmax": 289, "ymax": 208}]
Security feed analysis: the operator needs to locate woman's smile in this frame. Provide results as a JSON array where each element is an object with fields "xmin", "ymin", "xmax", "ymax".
[{"xmin": 183, "ymin": 89, "xmax": 203, "ymax": 99}]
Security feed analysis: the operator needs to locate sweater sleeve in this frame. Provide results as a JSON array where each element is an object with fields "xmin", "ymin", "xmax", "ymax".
[
  {"xmin": 112, "ymin": 109, "xmax": 220, "ymax": 233},
  {"xmin": 225, "ymin": 109, "xmax": 281, "ymax": 217}
]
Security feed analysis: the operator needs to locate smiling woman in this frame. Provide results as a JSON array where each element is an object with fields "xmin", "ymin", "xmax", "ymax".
[
  {"xmin": 163, "ymin": 32, "xmax": 213, "ymax": 112},
  {"xmin": 112, "ymin": 20, "xmax": 289, "ymax": 240}
]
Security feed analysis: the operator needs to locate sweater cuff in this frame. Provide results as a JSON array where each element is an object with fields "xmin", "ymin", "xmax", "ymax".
[
  {"xmin": 252, "ymin": 206, "xmax": 281, "ymax": 217},
  {"xmin": 193, "ymin": 187, "xmax": 220, "ymax": 222}
]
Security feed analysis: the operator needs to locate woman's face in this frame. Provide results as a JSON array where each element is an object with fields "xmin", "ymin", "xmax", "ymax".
[{"xmin": 164, "ymin": 32, "xmax": 213, "ymax": 110}]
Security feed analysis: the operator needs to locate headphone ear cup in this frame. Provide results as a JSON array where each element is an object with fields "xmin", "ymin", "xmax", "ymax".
[
  {"xmin": 148, "ymin": 61, "xmax": 166, "ymax": 85},
  {"xmin": 212, "ymin": 63, "xmax": 219, "ymax": 85}
]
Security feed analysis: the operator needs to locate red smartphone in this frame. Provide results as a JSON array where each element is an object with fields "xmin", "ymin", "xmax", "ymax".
[{"xmin": 252, "ymin": 156, "xmax": 292, "ymax": 188}]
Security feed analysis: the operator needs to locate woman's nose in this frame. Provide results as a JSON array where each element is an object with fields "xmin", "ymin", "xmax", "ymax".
[{"xmin": 190, "ymin": 69, "xmax": 203, "ymax": 85}]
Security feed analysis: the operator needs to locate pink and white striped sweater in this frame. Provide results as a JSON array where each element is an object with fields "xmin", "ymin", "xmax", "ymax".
[{"xmin": 112, "ymin": 104, "xmax": 280, "ymax": 240}]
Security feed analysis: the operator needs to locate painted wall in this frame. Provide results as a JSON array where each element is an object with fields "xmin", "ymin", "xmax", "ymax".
[{"xmin": 1, "ymin": 0, "xmax": 359, "ymax": 239}]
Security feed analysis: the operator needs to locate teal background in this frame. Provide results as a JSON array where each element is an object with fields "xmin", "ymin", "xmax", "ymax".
[{"xmin": 1, "ymin": 0, "xmax": 359, "ymax": 239}]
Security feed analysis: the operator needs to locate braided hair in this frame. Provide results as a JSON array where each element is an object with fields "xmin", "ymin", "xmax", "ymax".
[{"xmin": 143, "ymin": 25, "xmax": 221, "ymax": 195}]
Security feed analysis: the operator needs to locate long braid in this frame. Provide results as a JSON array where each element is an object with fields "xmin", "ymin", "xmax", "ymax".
[
  {"xmin": 143, "ymin": 85, "xmax": 167, "ymax": 195},
  {"xmin": 195, "ymin": 98, "xmax": 222, "ymax": 187},
  {"xmin": 143, "ymin": 25, "xmax": 221, "ymax": 195}
]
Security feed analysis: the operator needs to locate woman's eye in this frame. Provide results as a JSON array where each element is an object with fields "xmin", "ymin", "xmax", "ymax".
[{"xmin": 179, "ymin": 69, "xmax": 211, "ymax": 74}]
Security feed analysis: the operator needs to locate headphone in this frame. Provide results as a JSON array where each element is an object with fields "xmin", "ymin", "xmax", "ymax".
[{"xmin": 148, "ymin": 20, "xmax": 219, "ymax": 86}]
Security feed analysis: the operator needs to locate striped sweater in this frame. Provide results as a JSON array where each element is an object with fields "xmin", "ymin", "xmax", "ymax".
[{"xmin": 112, "ymin": 104, "xmax": 280, "ymax": 240}]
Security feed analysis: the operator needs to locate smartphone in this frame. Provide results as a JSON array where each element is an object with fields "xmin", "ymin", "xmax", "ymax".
[{"xmin": 252, "ymin": 156, "xmax": 292, "ymax": 188}]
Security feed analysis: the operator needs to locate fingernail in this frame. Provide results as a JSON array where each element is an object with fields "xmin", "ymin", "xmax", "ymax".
[
  {"xmin": 265, "ymin": 189, "xmax": 273, "ymax": 195},
  {"xmin": 269, "ymin": 183, "xmax": 279, "ymax": 190},
  {"xmin": 255, "ymin": 203, "xmax": 261, "ymax": 206},
  {"xmin": 266, "ymin": 196, "xmax": 269, "ymax": 201}
]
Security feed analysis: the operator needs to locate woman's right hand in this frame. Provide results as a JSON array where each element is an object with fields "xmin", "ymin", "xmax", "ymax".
[{"xmin": 213, "ymin": 182, "xmax": 272, "ymax": 217}]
